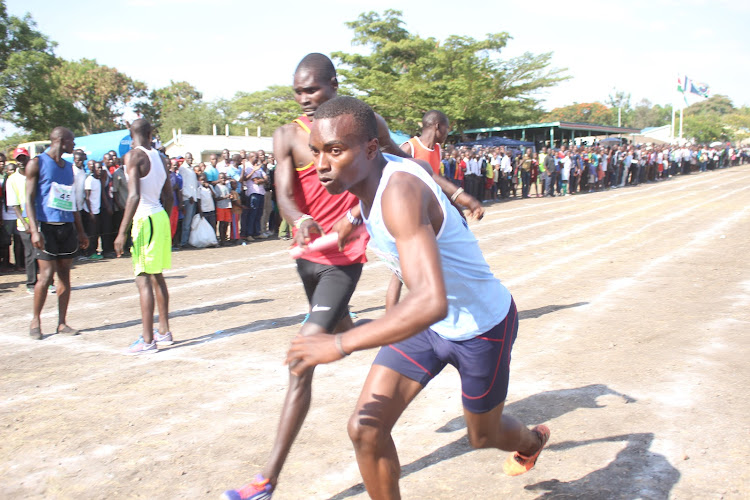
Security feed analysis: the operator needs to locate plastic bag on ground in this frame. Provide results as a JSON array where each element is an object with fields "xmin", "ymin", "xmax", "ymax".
[{"xmin": 188, "ymin": 214, "xmax": 218, "ymax": 248}]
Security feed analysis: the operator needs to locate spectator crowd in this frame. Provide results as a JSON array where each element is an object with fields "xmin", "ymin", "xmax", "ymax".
[
  {"xmin": 0, "ymin": 146, "xmax": 286, "ymax": 293},
  {"xmin": 1, "ymin": 140, "xmax": 748, "ymax": 293},
  {"xmin": 439, "ymin": 142, "xmax": 749, "ymax": 200}
]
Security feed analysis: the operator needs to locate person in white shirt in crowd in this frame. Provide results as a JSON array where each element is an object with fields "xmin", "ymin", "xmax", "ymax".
[
  {"xmin": 197, "ymin": 173, "xmax": 217, "ymax": 235},
  {"xmin": 82, "ymin": 161, "xmax": 103, "ymax": 259},
  {"xmin": 178, "ymin": 152, "xmax": 199, "ymax": 248},
  {"xmin": 240, "ymin": 151, "xmax": 268, "ymax": 241},
  {"xmin": 216, "ymin": 149, "xmax": 231, "ymax": 175}
]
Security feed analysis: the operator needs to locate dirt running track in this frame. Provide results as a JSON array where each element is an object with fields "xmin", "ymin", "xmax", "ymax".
[{"xmin": 1, "ymin": 165, "xmax": 749, "ymax": 499}]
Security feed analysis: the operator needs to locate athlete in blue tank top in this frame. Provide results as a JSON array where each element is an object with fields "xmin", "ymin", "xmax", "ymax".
[
  {"xmin": 25, "ymin": 127, "xmax": 88, "ymax": 340},
  {"xmin": 286, "ymin": 97, "xmax": 551, "ymax": 498}
]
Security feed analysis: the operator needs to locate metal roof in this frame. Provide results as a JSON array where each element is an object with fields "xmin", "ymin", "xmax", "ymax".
[{"xmin": 464, "ymin": 121, "xmax": 641, "ymax": 135}]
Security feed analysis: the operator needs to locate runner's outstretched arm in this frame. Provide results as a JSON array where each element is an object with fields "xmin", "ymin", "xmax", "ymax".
[{"xmin": 376, "ymin": 113, "xmax": 483, "ymax": 219}]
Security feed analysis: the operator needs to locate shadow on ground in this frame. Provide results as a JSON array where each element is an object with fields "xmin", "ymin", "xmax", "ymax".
[
  {"xmin": 519, "ymin": 302, "xmax": 588, "ymax": 320},
  {"xmin": 162, "ymin": 305, "xmax": 386, "ymax": 350},
  {"xmin": 328, "ymin": 384, "xmax": 679, "ymax": 499},
  {"xmin": 72, "ymin": 274, "xmax": 187, "ymax": 291},
  {"xmin": 525, "ymin": 433, "xmax": 680, "ymax": 499},
  {"xmin": 88, "ymin": 298, "xmax": 272, "ymax": 333}
]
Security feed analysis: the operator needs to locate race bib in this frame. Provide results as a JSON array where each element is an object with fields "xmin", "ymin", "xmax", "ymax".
[{"xmin": 48, "ymin": 182, "xmax": 75, "ymax": 211}]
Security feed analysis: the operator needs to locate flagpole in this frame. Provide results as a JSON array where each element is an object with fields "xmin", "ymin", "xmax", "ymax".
[
  {"xmin": 671, "ymin": 107, "xmax": 676, "ymax": 141},
  {"xmin": 679, "ymin": 108, "xmax": 683, "ymax": 142}
]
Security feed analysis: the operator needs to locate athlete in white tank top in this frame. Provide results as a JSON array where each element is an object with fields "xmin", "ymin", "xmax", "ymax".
[{"xmin": 127, "ymin": 145, "xmax": 166, "ymax": 219}]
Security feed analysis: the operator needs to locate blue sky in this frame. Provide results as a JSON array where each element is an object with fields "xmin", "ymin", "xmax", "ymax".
[{"xmin": 5, "ymin": 0, "xmax": 750, "ymax": 132}]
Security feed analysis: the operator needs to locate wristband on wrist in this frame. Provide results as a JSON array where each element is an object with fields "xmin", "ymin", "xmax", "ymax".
[
  {"xmin": 346, "ymin": 209, "xmax": 363, "ymax": 226},
  {"xmin": 294, "ymin": 214, "xmax": 313, "ymax": 229},
  {"xmin": 450, "ymin": 187, "xmax": 464, "ymax": 203},
  {"xmin": 335, "ymin": 333, "xmax": 349, "ymax": 356}
]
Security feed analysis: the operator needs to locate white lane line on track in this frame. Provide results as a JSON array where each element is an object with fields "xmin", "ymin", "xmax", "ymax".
[
  {"xmin": 7, "ymin": 168, "xmax": 745, "ymax": 300},
  {"xmin": 476, "ymin": 168, "xmax": 740, "ymax": 225},
  {"xmin": 5, "ymin": 169, "xmax": 749, "ymax": 323},
  {"xmin": 502, "ymin": 183, "xmax": 750, "ymax": 290},
  {"xmin": 476, "ymin": 169, "xmax": 733, "ymax": 238}
]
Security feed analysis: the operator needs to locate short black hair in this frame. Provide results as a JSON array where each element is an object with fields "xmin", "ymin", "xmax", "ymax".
[
  {"xmin": 295, "ymin": 53, "xmax": 336, "ymax": 81},
  {"xmin": 422, "ymin": 110, "xmax": 449, "ymax": 128},
  {"xmin": 314, "ymin": 96, "xmax": 377, "ymax": 143},
  {"xmin": 130, "ymin": 118, "xmax": 152, "ymax": 139}
]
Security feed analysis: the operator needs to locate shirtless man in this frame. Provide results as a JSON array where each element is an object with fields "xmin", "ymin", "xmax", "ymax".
[
  {"xmin": 25, "ymin": 127, "xmax": 89, "ymax": 339},
  {"xmin": 287, "ymin": 96, "xmax": 550, "ymax": 499},
  {"xmin": 223, "ymin": 54, "xmax": 482, "ymax": 500}
]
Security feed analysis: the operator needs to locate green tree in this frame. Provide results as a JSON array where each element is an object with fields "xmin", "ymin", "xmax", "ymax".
[
  {"xmin": 681, "ymin": 95, "xmax": 737, "ymax": 143},
  {"xmin": 685, "ymin": 94, "xmax": 733, "ymax": 116},
  {"xmin": 228, "ymin": 85, "xmax": 299, "ymax": 136},
  {"xmin": 606, "ymin": 89, "xmax": 633, "ymax": 127},
  {"xmin": 724, "ymin": 106, "xmax": 750, "ymax": 142},
  {"xmin": 0, "ymin": 130, "xmax": 43, "ymax": 154},
  {"xmin": 135, "ymin": 80, "xmax": 203, "ymax": 131},
  {"xmin": 631, "ymin": 99, "xmax": 672, "ymax": 130},
  {"xmin": 332, "ymin": 10, "xmax": 566, "ymax": 136},
  {"xmin": 683, "ymin": 114, "xmax": 729, "ymax": 143},
  {"xmin": 0, "ymin": 2, "xmax": 82, "ymax": 134},
  {"xmin": 56, "ymin": 58, "xmax": 147, "ymax": 135},
  {"xmin": 543, "ymin": 102, "xmax": 615, "ymax": 125}
]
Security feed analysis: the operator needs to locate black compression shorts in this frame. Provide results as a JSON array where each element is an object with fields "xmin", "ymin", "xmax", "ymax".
[{"xmin": 296, "ymin": 259, "xmax": 363, "ymax": 332}]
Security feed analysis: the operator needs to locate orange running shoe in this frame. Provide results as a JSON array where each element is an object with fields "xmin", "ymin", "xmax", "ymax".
[{"xmin": 503, "ymin": 424, "xmax": 550, "ymax": 476}]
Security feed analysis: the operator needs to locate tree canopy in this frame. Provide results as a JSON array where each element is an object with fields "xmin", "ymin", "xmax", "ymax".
[
  {"xmin": 0, "ymin": 2, "xmax": 83, "ymax": 133},
  {"xmin": 543, "ymin": 102, "xmax": 616, "ymax": 125},
  {"xmin": 228, "ymin": 85, "xmax": 299, "ymax": 137},
  {"xmin": 57, "ymin": 58, "xmax": 147, "ymax": 135},
  {"xmin": 332, "ymin": 9, "xmax": 568, "ymax": 136}
]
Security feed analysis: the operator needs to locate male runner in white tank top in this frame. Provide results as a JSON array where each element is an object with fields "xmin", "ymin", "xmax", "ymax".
[
  {"xmin": 286, "ymin": 97, "xmax": 550, "ymax": 498},
  {"xmin": 115, "ymin": 119, "xmax": 175, "ymax": 355}
]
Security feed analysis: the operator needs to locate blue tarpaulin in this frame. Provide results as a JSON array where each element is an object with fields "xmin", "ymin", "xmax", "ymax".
[
  {"xmin": 62, "ymin": 130, "xmax": 132, "ymax": 162},
  {"xmin": 390, "ymin": 130, "xmax": 411, "ymax": 147}
]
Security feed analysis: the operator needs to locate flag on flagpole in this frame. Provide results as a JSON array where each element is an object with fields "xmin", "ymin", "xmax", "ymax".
[
  {"xmin": 676, "ymin": 75, "xmax": 710, "ymax": 109},
  {"xmin": 688, "ymin": 80, "xmax": 710, "ymax": 99}
]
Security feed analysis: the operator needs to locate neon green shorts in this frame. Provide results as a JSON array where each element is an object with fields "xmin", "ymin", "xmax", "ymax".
[{"xmin": 131, "ymin": 210, "xmax": 171, "ymax": 276}]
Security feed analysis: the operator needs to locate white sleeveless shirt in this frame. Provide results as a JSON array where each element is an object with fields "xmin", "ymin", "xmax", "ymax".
[
  {"xmin": 126, "ymin": 146, "xmax": 167, "ymax": 220},
  {"xmin": 363, "ymin": 155, "xmax": 511, "ymax": 341}
]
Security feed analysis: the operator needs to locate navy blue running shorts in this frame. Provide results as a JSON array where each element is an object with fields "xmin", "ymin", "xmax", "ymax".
[{"xmin": 373, "ymin": 298, "xmax": 519, "ymax": 414}]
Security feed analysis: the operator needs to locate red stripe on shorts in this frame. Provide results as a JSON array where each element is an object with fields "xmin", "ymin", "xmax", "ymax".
[{"xmin": 388, "ymin": 344, "xmax": 433, "ymax": 377}]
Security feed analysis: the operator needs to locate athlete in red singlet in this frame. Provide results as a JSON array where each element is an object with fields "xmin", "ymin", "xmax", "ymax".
[
  {"xmin": 287, "ymin": 114, "xmax": 367, "ymax": 266},
  {"xmin": 223, "ymin": 53, "xmax": 484, "ymax": 500}
]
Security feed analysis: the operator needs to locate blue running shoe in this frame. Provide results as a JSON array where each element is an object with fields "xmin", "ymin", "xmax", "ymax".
[
  {"xmin": 124, "ymin": 336, "xmax": 157, "ymax": 355},
  {"xmin": 301, "ymin": 312, "xmax": 309, "ymax": 325},
  {"xmin": 222, "ymin": 474, "xmax": 273, "ymax": 500}
]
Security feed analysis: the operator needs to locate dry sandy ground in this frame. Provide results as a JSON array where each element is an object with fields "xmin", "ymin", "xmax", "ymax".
[{"xmin": 1, "ymin": 165, "xmax": 749, "ymax": 499}]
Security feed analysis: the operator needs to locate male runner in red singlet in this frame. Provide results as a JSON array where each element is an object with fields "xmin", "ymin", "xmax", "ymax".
[
  {"xmin": 222, "ymin": 53, "xmax": 482, "ymax": 500},
  {"xmin": 401, "ymin": 110, "xmax": 448, "ymax": 175}
]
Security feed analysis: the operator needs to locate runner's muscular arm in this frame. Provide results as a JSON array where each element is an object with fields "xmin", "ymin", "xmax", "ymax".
[
  {"xmin": 24, "ymin": 158, "xmax": 43, "ymax": 249},
  {"xmin": 273, "ymin": 124, "xmax": 324, "ymax": 246},
  {"xmin": 287, "ymin": 174, "xmax": 448, "ymax": 374},
  {"xmin": 160, "ymin": 157, "xmax": 173, "ymax": 216},
  {"xmin": 114, "ymin": 150, "xmax": 144, "ymax": 257}
]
